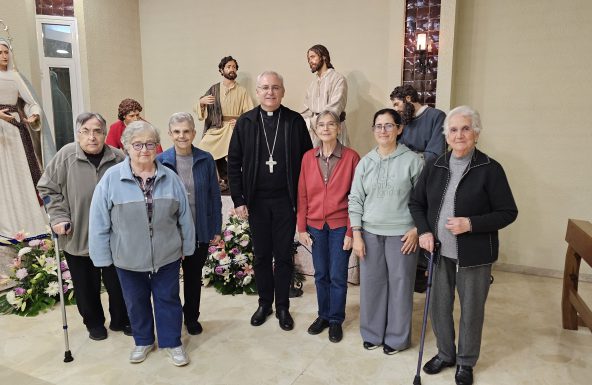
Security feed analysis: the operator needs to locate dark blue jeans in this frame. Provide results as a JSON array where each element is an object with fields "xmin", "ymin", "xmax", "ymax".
[
  {"xmin": 116, "ymin": 259, "xmax": 182, "ymax": 348},
  {"xmin": 308, "ymin": 224, "xmax": 350, "ymax": 324}
]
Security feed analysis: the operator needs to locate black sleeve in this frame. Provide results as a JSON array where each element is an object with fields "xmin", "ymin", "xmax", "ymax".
[
  {"xmin": 469, "ymin": 161, "xmax": 518, "ymax": 232},
  {"xmin": 409, "ymin": 161, "xmax": 433, "ymax": 236},
  {"xmin": 295, "ymin": 114, "xmax": 313, "ymax": 156},
  {"xmin": 227, "ymin": 119, "xmax": 246, "ymax": 207}
]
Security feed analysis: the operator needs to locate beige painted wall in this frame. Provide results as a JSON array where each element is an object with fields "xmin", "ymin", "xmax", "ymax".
[
  {"xmin": 75, "ymin": 0, "xmax": 144, "ymax": 124},
  {"xmin": 139, "ymin": 0, "xmax": 407, "ymax": 152},
  {"xmin": 1, "ymin": 0, "xmax": 42, "ymax": 96},
  {"xmin": 452, "ymin": 0, "xmax": 592, "ymax": 273}
]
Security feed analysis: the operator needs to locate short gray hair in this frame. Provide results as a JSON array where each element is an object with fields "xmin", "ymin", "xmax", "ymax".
[
  {"xmin": 256, "ymin": 70, "xmax": 284, "ymax": 88},
  {"xmin": 168, "ymin": 112, "xmax": 195, "ymax": 131},
  {"xmin": 76, "ymin": 112, "xmax": 107, "ymax": 133},
  {"xmin": 443, "ymin": 105, "xmax": 482, "ymax": 138},
  {"xmin": 121, "ymin": 120, "xmax": 160, "ymax": 149},
  {"xmin": 316, "ymin": 110, "xmax": 340, "ymax": 126}
]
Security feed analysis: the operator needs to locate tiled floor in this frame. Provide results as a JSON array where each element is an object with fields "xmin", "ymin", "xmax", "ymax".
[{"xmin": 0, "ymin": 271, "xmax": 591, "ymax": 385}]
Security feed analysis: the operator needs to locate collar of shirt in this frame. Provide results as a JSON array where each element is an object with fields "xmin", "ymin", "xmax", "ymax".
[
  {"xmin": 221, "ymin": 81, "xmax": 237, "ymax": 95},
  {"xmin": 315, "ymin": 140, "xmax": 343, "ymax": 159}
]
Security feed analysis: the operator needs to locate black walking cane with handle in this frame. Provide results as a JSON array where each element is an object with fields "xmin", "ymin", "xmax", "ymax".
[
  {"xmin": 41, "ymin": 196, "xmax": 74, "ymax": 363},
  {"xmin": 413, "ymin": 241, "xmax": 440, "ymax": 385}
]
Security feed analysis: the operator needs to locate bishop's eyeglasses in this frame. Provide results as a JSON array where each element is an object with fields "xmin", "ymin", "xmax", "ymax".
[{"xmin": 257, "ymin": 85, "xmax": 283, "ymax": 93}]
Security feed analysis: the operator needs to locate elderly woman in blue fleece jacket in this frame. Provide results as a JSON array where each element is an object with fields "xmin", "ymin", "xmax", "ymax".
[{"xmin": 89, "ymin": 120, "xmax": 195, "ymax": 367}]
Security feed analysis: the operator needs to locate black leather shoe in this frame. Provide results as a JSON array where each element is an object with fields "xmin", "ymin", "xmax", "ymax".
[
  {"xmin": 89, "ymin": 326, "xmax": 108, "ymax": 341},
  {"xmin": 186, "ymin": 321, "xmax": 203, "ymax": 335},
  {"xmin": 250, "ymin": 306, "xmax": 273, "ymax": 326},
  {"xmin": 363, "ymin": 341, "xmax": 380, "ymax": 350},
  {"xmin": 275, "ymin": 309, "xmax": 294, "ymax": 331},
  {"xmin": 423, "ymin": 354, "xmax": 456, "ymax": 374},
  {"xmin": 307, "ymin": 317, "xmax": 329, "ymax": 335},
  {"xmin": 328, "ymin": 324, "xmax": 343, "ymax": 343},
  {"xmin": 455, "ymin": 365, "xmax": 473, "ymax": 385},
  {"xmin": 109, "ymin": 324, "xmax": 133, "ymax": 336}
]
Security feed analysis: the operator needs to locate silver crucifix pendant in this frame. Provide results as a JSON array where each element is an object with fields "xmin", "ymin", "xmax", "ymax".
[{"xmin": 265, "ymin": 155, "xmax": 277, "ymax": 173}]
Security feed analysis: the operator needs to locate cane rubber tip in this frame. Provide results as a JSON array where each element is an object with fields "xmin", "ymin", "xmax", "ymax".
[
  {"xmin": 413, "ymin": 375, "xmax": 421, "ymax": 385},
  {"xmin": 64, "ymin": 351, "xmax": 74, "ymax": 363}
]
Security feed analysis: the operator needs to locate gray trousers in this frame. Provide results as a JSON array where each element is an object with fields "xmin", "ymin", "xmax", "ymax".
[
  {"xmin": 359, "ymin": 232, "xmax": 418, "ymax": 350},
  {"xmin": 431, "ymin": 256, "xmax": 492, "ymax": 367}
]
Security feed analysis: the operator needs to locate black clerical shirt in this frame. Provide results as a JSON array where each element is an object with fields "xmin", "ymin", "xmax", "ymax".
[{"xmin": 255, "ymin": 107, "xmax": 288, "ymax": 199}]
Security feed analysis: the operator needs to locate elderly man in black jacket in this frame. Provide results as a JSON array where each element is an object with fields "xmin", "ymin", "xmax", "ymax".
[{"xmin": 228, "ymin": 71, "xmax": 313, "ymax": 331}]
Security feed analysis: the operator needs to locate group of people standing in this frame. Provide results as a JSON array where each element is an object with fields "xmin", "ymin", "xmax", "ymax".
[{"xmin": 3, "ymin": 37, "xmax": 518, "ymax": 385}]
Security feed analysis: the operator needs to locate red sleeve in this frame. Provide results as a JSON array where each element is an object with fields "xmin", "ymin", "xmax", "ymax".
[
  {"xmin": 297, "ymin": 152, "xmax": 310, "ymax": 233},
  {"xmin": 105, "ymin": 121, "xmax": 124, "ymax": 149}
]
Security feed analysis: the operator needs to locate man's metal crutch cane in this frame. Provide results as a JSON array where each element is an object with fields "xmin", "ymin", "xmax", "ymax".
[
  {"xmin": 413, "ymin": 241, "xmax": 440, "ymax": 385},
  {"xmin": 41, "ymin": 196, "xmax": 74, "ymax": 363}
]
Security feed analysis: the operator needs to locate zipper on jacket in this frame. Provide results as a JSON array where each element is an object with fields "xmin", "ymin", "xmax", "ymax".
[{"xmin": 132, "ymin": 174, "xmax": 156, "ymax": 273}]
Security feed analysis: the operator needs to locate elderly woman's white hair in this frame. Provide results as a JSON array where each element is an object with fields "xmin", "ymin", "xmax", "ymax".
[
  {"xmin": 443, "ymin": 105, "xmax": 482, "ymax": 138},
  {"xmin": 121, "ymin": 120, "xmax": 160, "ymax": 149}
]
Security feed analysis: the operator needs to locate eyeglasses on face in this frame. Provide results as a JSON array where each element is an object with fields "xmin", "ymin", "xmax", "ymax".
[
  {"xmin": 372, "ymin": 123, "xmax": 399, "ymax": 132},
  {"xmin": 257, "ymin": 85, "xmax": 283, "ymax": 93},
  {"xmin": 316, "ymin": 121, "xmax": 338, "ymax": 129},
  {"xmin": 78, "ymin": 129, "xmax": 105, "ymax": 137},
  {"xmin": 131, "ymin": 142, "xmax": 157, "ymax": 151}
]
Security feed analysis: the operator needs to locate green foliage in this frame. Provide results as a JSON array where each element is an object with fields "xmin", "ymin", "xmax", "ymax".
[{"xmin": 0, "ymin": 234, "xmax": 75, "ymax": 316}]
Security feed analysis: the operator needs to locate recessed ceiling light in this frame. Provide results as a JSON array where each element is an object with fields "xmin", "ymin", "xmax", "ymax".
[{"xmin": 56, "ymin": 49, "xmax": 69, "ymax": 54}]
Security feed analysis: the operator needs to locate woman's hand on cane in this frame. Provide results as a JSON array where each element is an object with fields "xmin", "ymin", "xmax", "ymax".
[{"xmin": 419, "ymin": 232, "xmax": 435, "ymax": 253}]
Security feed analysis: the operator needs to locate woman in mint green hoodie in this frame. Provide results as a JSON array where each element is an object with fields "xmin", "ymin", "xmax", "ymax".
[{"xmin": 349, "ymin": 108, "xmax": 423, "ymax": 354}]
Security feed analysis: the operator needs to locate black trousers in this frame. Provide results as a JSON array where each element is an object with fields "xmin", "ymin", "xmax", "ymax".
[
  {"xmin": 64, "ymin": 252, "xmax": 129, "ymax": 329},
  {"xmin": 248, "ymin": 196, "xmax": 296, "ymax": 310},
  {"xmin": 181, "ymin": 242, "xmax": 208, "ymax": 325}
]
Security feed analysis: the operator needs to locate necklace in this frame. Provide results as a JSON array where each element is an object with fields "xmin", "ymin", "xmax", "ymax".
[{"xmin": 259, "ymin": 109, "xmax": 281, "ymax": 173}]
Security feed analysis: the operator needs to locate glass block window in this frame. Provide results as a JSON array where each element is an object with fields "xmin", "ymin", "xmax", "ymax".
[{"xmin": 403, "ymin": 0, "xmax": 440, "ymax": 107}]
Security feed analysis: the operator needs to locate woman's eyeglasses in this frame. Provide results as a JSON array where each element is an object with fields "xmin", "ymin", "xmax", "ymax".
[
  {"xmin": 131, "ymin": 142, "xmax": 157, "ymax": 151},
  {"xmin": 372, "ymin": 123, "xmax": 399, "ymax": 132}
]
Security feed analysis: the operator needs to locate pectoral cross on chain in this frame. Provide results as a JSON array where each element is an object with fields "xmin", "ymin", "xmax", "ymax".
[{"xmin": 266, "ymin": 156, "xmax": 277, "ymax": 173}]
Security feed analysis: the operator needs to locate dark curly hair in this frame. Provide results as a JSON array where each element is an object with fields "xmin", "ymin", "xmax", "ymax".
[
  {"xmin": 373, "ymin": 108, "xmax": 403, "ymax": 141},
  {"xmin": 389, "ymin": 85, "xmax": 419, "ymax": 124},
  {"xmin": 218, "ymin": 56, "xmax": 238, "ymax": 72},
  {"xmin": 117, "ymin": 98, "xmax": 143, "ymax": 121},
  {"xmin": 308, "ymin": 44, "xmax": 334, "ymax": 69}
]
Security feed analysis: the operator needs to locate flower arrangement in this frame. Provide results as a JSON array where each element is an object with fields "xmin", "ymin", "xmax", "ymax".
[
  {"xmin": 202, "ymin": 215, "xmax": 257, "ymax": 295},
  {"xmin": 0, "ymin": 231, "xmax": 75, "ymax": 316}
]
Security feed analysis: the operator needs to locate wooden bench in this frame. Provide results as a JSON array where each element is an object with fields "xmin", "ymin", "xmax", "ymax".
[{"xmin": 562, "ymin": 219, "xmax": 592, "ymax": 332}]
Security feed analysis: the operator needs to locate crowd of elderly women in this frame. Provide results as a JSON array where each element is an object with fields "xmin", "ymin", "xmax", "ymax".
[{"xmin": 36, "ymin": 83, "xmax": 516, "ymax": 384}]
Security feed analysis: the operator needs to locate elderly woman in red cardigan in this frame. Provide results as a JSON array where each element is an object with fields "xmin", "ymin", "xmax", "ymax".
[{"xmin": 297, "ymin": 110, "xmax": 360, "ymax": 343}]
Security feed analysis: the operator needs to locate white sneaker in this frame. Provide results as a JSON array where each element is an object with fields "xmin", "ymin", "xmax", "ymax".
[
  {"xmin": 165, "ymin": 345, "xmax": 190, "ymax": 366},
  {"xmin": 129, "ymin": 344, "xmax": 154, "ymax": 363}
]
